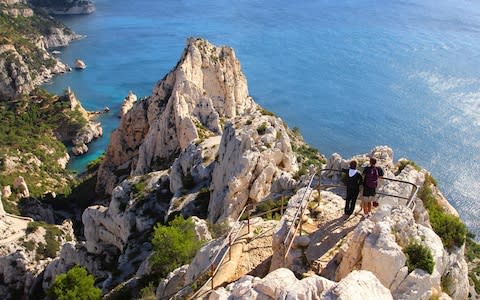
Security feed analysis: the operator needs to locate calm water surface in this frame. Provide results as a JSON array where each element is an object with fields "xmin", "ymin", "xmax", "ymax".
[{"xmin": 44, "ymin": 0, "xmax": 480, "ymax": 236}]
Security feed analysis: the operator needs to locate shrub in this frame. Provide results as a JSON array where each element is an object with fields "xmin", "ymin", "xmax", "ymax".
[
  {"xmin": 48, "ymin": 265, "xmax": 101, "ymax": 300},
  {"xmin": 395, "ymin": 159, "xmax": 421, "ymax": 175},
  {"xmin": 429, "ymin": 208, "xmax": 467, "ymax": 250},
  {"xmin": 150, "ymin": 216, "xmax": 203, "ymax": 277},
  {"xmin": 403, "ymin": 242, "xmax": 435, "ymax": 274},
  {"xmin": 257, "ymin": 122, "xmax": 268, "ymax": 135},
  {"xmin": 260, "ymin": 108, "xmax": 275, "ymax": 116},
  {"xmin": 139, "ymin": 282, "xmax": 156, "ymax": 300},
  {"xmin": 419, "ymin": 185, "xmax": 467, "ymax": 250}
]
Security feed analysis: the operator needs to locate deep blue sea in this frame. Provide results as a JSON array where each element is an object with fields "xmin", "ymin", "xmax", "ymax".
[{"xmin": 44, "ymin": 0, "xmax": 480, "ymax": 237}]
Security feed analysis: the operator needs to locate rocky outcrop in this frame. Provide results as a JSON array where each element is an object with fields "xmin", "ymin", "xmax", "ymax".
[
  {"xmin": 56, "ymin": 88, "xmax": 103, "ymax": 155},
  {"xmin": 119, "ymin": 91, "xmax": 137, "ymax": 117},
  {"xmin": 0, "ymin": 219, "xmax": 74, "ymax": 298},
  {"xmin": 209, "ymin": 268, "xmax": 392, "ymax": 299},
  {"xmin": 74, "ymin": 58, "xmax": 86, "ymax": 69},
  {"xmin": 208, "ymin": 115, "xmax": 297, "ymax": 223},
  {"xmin": 13, "ymin": 176, "xmax": 29, "ymax": 199},
  {"xmin": 42, "ymin": 27, "xmax": 82, "ymax": 49},
  {"xmin": 83, "ymin": 171, "xmax": 170, "ymax": 255},
  {"xmin": 97, "ymin": 38, "xmax": 256, "ymax": 195},
  {"xmin": 0, "ymin": 1, "xmax": 78, "ymax": 100},
  {"xmin": 42, "ymin": 242, "xmax": 109, "ymax": 290}
]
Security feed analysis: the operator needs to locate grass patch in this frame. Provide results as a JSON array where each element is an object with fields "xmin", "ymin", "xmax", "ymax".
[
  {"xmin": 260, "ymin": 108, "xmax": 275, "ymax": 116},
  {"xmin": 395, "ymin": 159, "xmax": 421, "ymax": 175}
]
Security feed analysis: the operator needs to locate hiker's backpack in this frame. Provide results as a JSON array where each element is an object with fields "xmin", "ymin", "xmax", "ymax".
[{"xmin": 365, "ymin": 167, "xmax": 379, "ymax": 188}]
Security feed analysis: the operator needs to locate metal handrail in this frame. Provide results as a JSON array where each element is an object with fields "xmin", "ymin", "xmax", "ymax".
[
  {"xmin": 189, "ymin": 204, "xmax": 287, "ymax": 299},
  {"xmin": 317, "ymin": 168, "xmax": 418, "ymax": 208},
  {"xmin": 282, "ymin": 173, "xmax": 318, "ymax": 260},
  {"xmin": 282, "ymin": 167, "xmax": 418, "ymax": 262},
  {"xmin": 159, "ymin": 205, "xmax": 250, "ymax": 300}
]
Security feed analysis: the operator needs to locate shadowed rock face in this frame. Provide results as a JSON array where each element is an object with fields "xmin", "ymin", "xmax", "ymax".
[{"xmin": 96, "ymin": 38, "xmax": 255, "ymax": 195}]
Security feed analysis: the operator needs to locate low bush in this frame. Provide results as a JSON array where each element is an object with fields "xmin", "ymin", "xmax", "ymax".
[
  {"xmin": 419, "ymin": 185, "xmax": 467, "ymax": 250},
  {"xmin": 403, "ymin": 242, "xmax": 435, "ymax": 274},
  {"xmin": 257, "ymin": 122, "xmax": 268, "ymax": 135},
  {"xmin": 48, "ymin": 265, "xmax": 101, "ymax": 300},
  {"xmin": 150, "ymin": 216, "xmax": 203, "ymax": 278}
]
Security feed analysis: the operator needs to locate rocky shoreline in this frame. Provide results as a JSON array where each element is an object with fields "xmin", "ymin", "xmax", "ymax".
[{"xmin": 0, "ymin": 3, "xmax": 478, "ymax": 297}]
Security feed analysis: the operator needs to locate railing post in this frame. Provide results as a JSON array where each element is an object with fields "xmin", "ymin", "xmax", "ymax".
[
  {"xmin": 210, "ymin": 264, "xmax": 214, "ymax": 290},
  {"xmin": 247, "ymin": 208, "xmax": 250, "ymax": 234},
  {"xmin": 281, "ymin": 196, "xmax": 284, "ymax": 215},
  {"xmin": 229, "ymin": 234, "xmax": 232, "ymax": 261}
]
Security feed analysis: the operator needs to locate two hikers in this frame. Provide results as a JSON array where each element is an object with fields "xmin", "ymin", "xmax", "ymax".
[{"xmin": 341, "ymin": 157, "xmax": 384, "ymax": 218}]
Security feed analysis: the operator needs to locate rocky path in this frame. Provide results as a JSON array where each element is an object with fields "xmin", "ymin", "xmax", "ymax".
[
  {"xmin": 0, "ymin": 214, "xmax": 31, "ymax": 247},
  {"xmin": 304, "ymin": 191, "xmax": 365, "ymax": 279}
]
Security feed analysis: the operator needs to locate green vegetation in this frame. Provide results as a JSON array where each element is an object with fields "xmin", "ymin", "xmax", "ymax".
[
  {"xmin": 193, "ymin": 119, "xmax": 211, "ymax": 142},
  {"xmin": 251, "ymin": 198, "xmax": 289, "ymax": 220},
  {"xmin": 150, "ymin": 216, "xmax": 204, "ymax": 278},
  {"xmin": 86, "ymin": 153, "xmax": 105, "ymax": 172},
  {"xmin": 27, "ymin": 221, "xmax": 64, "ymax": 259},
  {"xmin": 207, "ymin": 220, "xmax": 230, "ymax": 239},
  {"xmin": 403, "ymin": 241, "xmax": 435, "ymax": 274},
  {"xmin": 139, "ymin": 282, "xmax": 156, "ymax": 300},
  {"xmin": 292, "ymin": 144, "xmax": 325, "ymax": 179},
  {"xmin": 0, "ymin": 9, "xmax": 66, "ymax": 77},
  {"xmin": 395, "ymin": 159, "xmax": 421, "ymax": 175},
  {"xmin": 260, "ymin": 108, "xmax": 275, "ymax": 116},
  {"xmin": 419, "ymin": 184, "xmax": 467, "ymax": 250},
  {"xmin": 48, "ymin": 265, "xmax": 101, "ymax": 300},
  {"xmin": 256, "ymin": 122, "xmax": 268, "ymax": 135},
  {"xmin": 0, "ymin": 89, "xmax": 89, "ymax": 200},
  {"xmin": 465, "ymin": 232, "xmax": 480, "ymax": 294}
]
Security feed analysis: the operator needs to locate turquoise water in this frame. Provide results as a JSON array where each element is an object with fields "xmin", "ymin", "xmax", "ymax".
[{"xmin": 44, "ymin": 0, "xmax": 480, "ymax": 236}]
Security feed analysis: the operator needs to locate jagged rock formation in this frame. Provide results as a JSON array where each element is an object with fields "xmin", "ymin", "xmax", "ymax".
[
  {"xmin": 56, "ymin": 88, "xmax": 103, "ymax": 155},
  {"xmin": 0, "ymin": 219, "xmax": 75, "ymax": 298},
  {"xmin": 209, "ymin": 268, "xmax": 393, "ymax": 299},
  {"xmin": 97, "ymin": 37, "xmax": 257, "ymax": 195},
  {"xmin": 119, "ymin": 91, "xmax": 137, "ymax": 117}
]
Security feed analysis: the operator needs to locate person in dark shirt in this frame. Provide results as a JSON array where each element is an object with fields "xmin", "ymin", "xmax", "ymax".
[
  {"xmin": 342, "ymin": 160, "xmax": 363, "ymax": 217},
  {"xmin": 362, "ymin": 157, "xmax": 384, "ymax": 217}
]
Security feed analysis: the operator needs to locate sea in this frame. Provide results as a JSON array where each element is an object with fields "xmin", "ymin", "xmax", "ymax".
[{"xmin": 43, "ymin": 0, "xmax": 480, "ymax": 237}]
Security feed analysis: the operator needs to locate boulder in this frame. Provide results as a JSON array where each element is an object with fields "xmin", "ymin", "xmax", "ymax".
[
  {"xmin": 13, "ymin": 176, "xmax": 29, "ymax": 198},
  {"xmin": 74, "ymin": 59, "xmax": 86, "ymax": 69}
]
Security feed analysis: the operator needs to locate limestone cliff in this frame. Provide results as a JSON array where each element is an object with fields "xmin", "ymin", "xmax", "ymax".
[{"xmin": 97, "ymin": 38, "xmax": 256, "ymax": 195}]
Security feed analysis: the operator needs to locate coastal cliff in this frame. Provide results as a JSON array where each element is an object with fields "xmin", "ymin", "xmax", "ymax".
[
  {"xmin": 0, "ymin": 0, "xmax": 80, "ymax": 100},
  {"xmin": 0, "ymin": 36, "xmax": 478, "ymax": 299}
]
